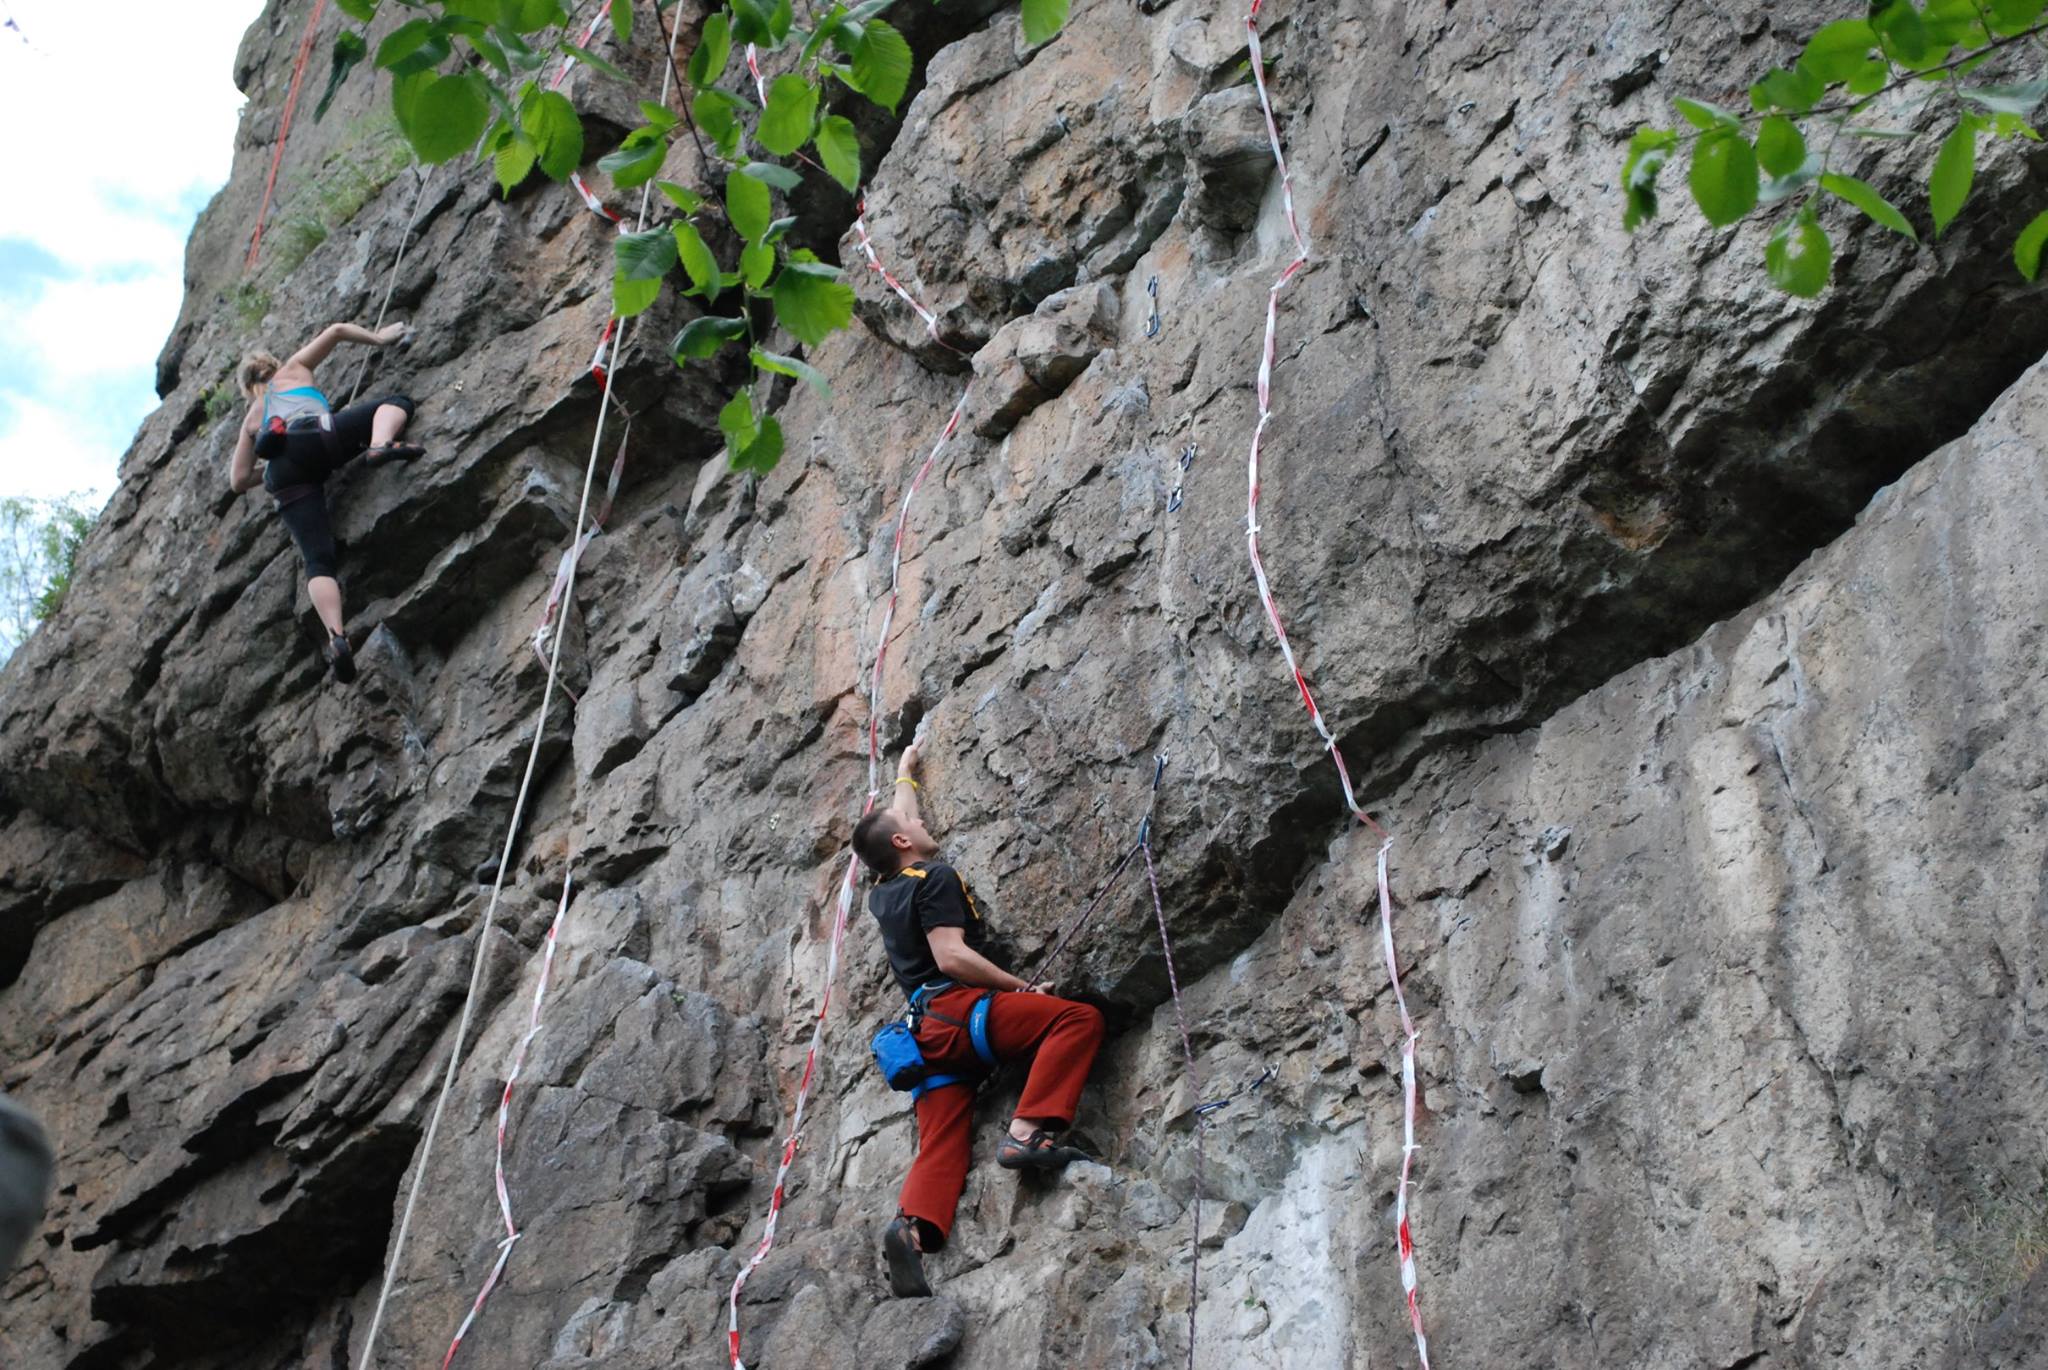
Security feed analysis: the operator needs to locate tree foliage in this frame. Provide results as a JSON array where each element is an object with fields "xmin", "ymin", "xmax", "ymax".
[
  {"xmin": 322, "ymin": 0, "xmax": 1069, "ymax": 474},
  {"xmin": 1624, "ymin": 0, "xmax": 2048, "ymax": 294},
  {"xmin": 0, "ymin": 494, "xmax": 98, "ymax": 662}
]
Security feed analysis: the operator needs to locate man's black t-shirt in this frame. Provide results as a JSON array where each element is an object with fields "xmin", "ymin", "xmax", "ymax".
[{"xmin": 870, "ymin": 861, "xmax": 991, "ymax": 999}]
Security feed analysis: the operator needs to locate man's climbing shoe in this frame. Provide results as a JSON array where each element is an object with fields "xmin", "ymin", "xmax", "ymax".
[
  {"xmin": 326, "ymin": 634, "xmax": 357, "ymax": 685},
  {"xmin": 882, "ymin": 1214, "xmax": 931, "ymax": 1298},
  {"xmin": 996, "ymin": 1129, "xmax": 1090, "ymax": 1173},
  {"xmin": 363, "ymin": 442, "xmax": 426, "ymax": 468}
]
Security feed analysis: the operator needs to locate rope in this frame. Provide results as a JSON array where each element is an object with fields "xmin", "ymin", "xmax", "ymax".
[
  {"xmin": 354, "ymin": 11, "xmax": 686, "ymax": 1366},
  {"xmin": 345, "ymin": 167, "xmax": 435, "ymax": 408},
  {"xmin": 726, "ymin": 386, "xmax": 969, "ymax": 1369},
  {"xmin": 439, "ymin": 870, "xmax": 574, "ymax": 1369},
  {"xmin": 246, "ymin": 0, "xmax": 330, "ymax": 274},
  {"xmin": 1140, "ymin": 839, "xmax": 1201, "ymax": 1370},
  {"xmin": 1242, "ymin": 2, "xmax": 1428, "ymax": 1363}
]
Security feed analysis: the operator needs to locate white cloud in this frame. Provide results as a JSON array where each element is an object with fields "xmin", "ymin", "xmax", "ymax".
[{"xmin": 0, "ymin": 0, "xmax": 266, "ymax": 505}]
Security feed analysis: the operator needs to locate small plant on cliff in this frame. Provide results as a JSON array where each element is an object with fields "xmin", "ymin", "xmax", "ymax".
[
  {"xmin": 1622, "ymin": 0, "xmax": 2048, "ymax": 295},
  {"xmin": 320, "ymin": 0, "xmax": 1070, "ymax": 474}
]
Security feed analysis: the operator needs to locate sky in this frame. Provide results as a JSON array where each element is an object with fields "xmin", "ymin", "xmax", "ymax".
[{"xmin": 0, "ymin": 0, "xmax": 265, "ymax": 510}]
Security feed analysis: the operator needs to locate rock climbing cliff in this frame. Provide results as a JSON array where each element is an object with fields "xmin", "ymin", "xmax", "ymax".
[{"xmin": 3, "ymin": 0, "xmax": 2045, "ymax": 1366}]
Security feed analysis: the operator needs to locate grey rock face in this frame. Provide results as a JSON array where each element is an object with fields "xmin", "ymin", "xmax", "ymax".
[{"xmin": 2, "ymin": 0, "xmax": 2045, "ymax": 1366}]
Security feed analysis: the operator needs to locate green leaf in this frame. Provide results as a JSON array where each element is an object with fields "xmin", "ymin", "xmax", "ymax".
[
  {"xmin": 769, "ymin": 0, "xmax": 795, "ymax": 45},
  {"xmin": 376, "ymin": 18, "xmax": 439, "ymax": 69},
  {"xmin": 764, "ymin": 215, "xmax": 798, "ymax": 242},
  {"xmin": 1820, "ymin": 172, "xmax": 1918, "ymax": 239},
  {"xmin": 731, "ymin": 0, "xmax": 775, "ymax": 46},
  {"xmin": 814, "ymin": 114, "xmax": 861, "ymax": 191},
  {"xmin": 1801, "ymin": 19, "xmax": 1876, "ymax": 83},
  {"xmin": 752, "ymin": 346, "xmax": 831, "ymax": 397},
  {"xmin": 336, "ymin": 0, "xmax": 379, "ymax": 20},
  {"xmin": 1961, "ymin": 79, "xmax": 2048, "ymax": 117},
  {"xmin": 1765, "ymin": 207, "xmax": 1833, "ymax": 296},
  {"xmin": 673, "ymin": 315, "xmax": 750, "ymax": 361},
  {"xmin": 1872, "ymin": 0, "xmax": 1944, "ymax": 66},
  {"xmin": 674, "ymin": 221, "xmax": 722, "ymax": 302},
  {"xmin": 741, "ymin": 160, "xmax": 803, "ymax": 191},
  {"xmin": 1020, "ymin": 0, "xmax": 1068, "ymax": 45},
  {"xmin": 694, "ymin": 88, "xmax": 746, "ymax": 158},
  {"xmin": 494, "ymin": 131, "xmax": 538, "ymax": 194},
  {"xmin": 315, "ymin": 30, "xmax": 368, "ymax": 123},
  {"xmin": 599, "ymin": 129, "xmax": 668, "ymax": 188},
  {"xmin": 610, "ymin": 0, "xmax": 634, "ymax": 45},
  {"xmin": 1994, "ymin": 111, "xmax": 2043, "ymax": 141},
  {"xmin": 719, "ymin": 387, "xmax": 759, "ymax": 455},
  {"xmin": 771, "ymin": 260, "xmax": 855, "ymax": 344},
  {"xmin": 1621, "ymin": 126, "xmax": 1677, "ymax": 231},
  {"xmin": 1760, "ymin": 154, "xmax": 1824, "ymax": 204},
  {"xmin": 639, "ymin": 99, "xmax": 680, "ymax": 132},
  {"xmin": 524, "ymin": 89, "xmax": 584, "ymax": 180},
  {"xmin": 563, "ymin": 43, "xmax": 628, "ymax": 80},
  {"xmin": 2012, "ymin": 208, "xmax": 2048, "ymax": 279},
  {"xmin": 616, "ymin": 226, "xmax": 680, "ymax": 280},
  {"xmin": 1751, "ymin": 64, "xmax": 1824, "ymax": 114},
  {"xmin": 1847, "ymin": 58, "xmax": 1890, "ymax": 96},
  {"xmin": 1687, "ymin": 128, "xmax": 1759, "ymax": 228},
  {"xmin": 1930, "ymin": 119, "xmax": 1978, "ymax": 236},
  {"xmin": 1754, "ymin": 116, "xmax": 1805, "ymax": 178},
  {"xmin": 656, "ymin": 180, "xmax": 705, "ymax": 213},
  {"xmin": 741, "ymin": 238, "xmax": 775, "ymax": 287},
  {"xmin": 503, "ymin": 0, "xmax": 567, "ymax": 32},
  {"xmin": 689, "ymin": 12, "xmax": 733, "ymax": 86},
  {"xmin": 1989, "ymin": 0, "xmax": 2048, "ymax": 36},
  {"xmin": 726, "ymin": 167, "xmax": 774, "ymax": 241},
  {"xmin": 759, "ymin": 74, "xmax": 820, "ymax": 156},
  {"xmin": 465, "ymin": 32, "xmax": 511, "ymax": 75},
  {"xmin": 733, "ymin": 415, "xmax": 784, "ymax": 474},
  {"xmin": 852, "ymin": 19, "xmax": 912, "ymax": 112},
  {"xmin": 1672, "ymin": 96, "xmax": 1739, "ymax": 130},
  {"xmin": 802, "ymin": 5, "xmax": 850, "ymax": 66},
  {"xmin": 615, "ymin": 274, "xmax": 662, "ymax": 317},
  {"xmin": 405, "ymin": 71, "xmax": 492, "ymax": 163}
]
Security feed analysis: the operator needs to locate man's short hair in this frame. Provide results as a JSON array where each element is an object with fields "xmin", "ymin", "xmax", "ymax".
[{"xmin": 853, "ymin": 809, "xmax": 902, "ymax": 875}]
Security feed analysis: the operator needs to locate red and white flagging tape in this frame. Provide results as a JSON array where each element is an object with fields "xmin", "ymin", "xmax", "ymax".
[
  {"xmin": 725, "ymin": 226, "xmax": 971, "ymax": 1370},
  {"xmin": 1243, "ymin": 2, "xmax": 1429, "ymax": 1364},
  {"xmin": 554, "ymin": 12, "xmax": 627, "ymax": 224},
  {"xmin": 439, "ymin": 874, "xmax": 576, "ymax": 1370}
]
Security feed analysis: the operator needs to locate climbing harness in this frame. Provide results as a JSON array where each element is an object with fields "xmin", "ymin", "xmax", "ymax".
[
  {"xmin": 724, "ymin": 217, "xmax": 972, "ymax": 1360},
  {"xmin": 1243, "ymin": 1, "xmax": 1429, "ymax": 1362},
  {"xmin": 353, "ymin": 12, "xmax": 686, "ymax": 1369},
  {"xmin": 870, "ymin": 983, "xmax": 998, "ymax": 1100},
  {"xmin": 245, "ymin": 0, "xmax": 329, "ymax": 273},
  {"xmin": 1144, "ymin": 276, "xmax": 1162, "ymax": 338}
]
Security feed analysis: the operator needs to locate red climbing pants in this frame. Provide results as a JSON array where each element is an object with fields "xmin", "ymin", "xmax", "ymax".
[{"xmin": 898, "ymin": 986, "xmax": 1105, "ymax": 1245}]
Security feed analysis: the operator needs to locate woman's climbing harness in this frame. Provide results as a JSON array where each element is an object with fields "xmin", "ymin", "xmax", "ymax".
[{"xmin": 1241, "ymin": 0, "xmax": 1430, "ymax": 1363}]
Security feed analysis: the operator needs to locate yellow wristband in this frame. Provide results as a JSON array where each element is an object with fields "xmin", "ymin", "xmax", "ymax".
[{"xmin": 895, "ymin": 777, "xmax": 919, "ymax": 789}]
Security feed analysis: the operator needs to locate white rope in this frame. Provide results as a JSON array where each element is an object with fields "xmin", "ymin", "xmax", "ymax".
[
  {"xmin": 354, "ymin": 17, "xmax": 682, "ymax": 1366},
  {"xmin": 346, "ymin": 165, "xmax": 435, "ymax": 408}
]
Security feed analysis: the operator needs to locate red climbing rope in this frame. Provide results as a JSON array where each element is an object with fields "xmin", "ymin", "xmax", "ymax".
[
  {"xmin": 1242, "ymin": 2, "xmax": 1430, "ymax": 1364},
  {"xmin": 245, "ymin": 0, "xmax": 329, "ymax": 274}
]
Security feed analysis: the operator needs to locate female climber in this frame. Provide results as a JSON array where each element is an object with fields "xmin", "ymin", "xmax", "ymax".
[{"xmin": 228, "ymin": 321, "xmax": 424, "ymax": 684}]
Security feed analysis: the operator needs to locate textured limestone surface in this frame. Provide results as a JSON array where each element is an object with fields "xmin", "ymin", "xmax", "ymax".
[{"xmin": 3, "ymin": 0, "xmax": 2046, "ymax": 1366}]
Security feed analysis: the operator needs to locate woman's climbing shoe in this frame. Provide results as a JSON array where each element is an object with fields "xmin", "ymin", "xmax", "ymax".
[
  {"xmin": 327, "ymin": 634, "xmax": 356, "ymax": 685},
  {"xmin": 996, "ymin": 1128, "xmax": 1089, "ymax": 1173},
  {"xmin": 363, "ymin": 442, "xmax": 426, "ymax": 468},
  {"xmin": 882, "ymin": 1214, "xmax": 931, "ymax": 1298}
]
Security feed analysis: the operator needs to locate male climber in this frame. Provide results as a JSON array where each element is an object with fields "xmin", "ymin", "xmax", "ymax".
[{"xmin": 854, "ymin": 739, "xmax": 1106, "ymax": 1298}]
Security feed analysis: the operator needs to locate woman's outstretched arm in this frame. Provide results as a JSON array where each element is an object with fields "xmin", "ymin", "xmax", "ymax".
[{"xmin": 287, "ymin": 321, "xmax": 406, "ymax": 372}]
